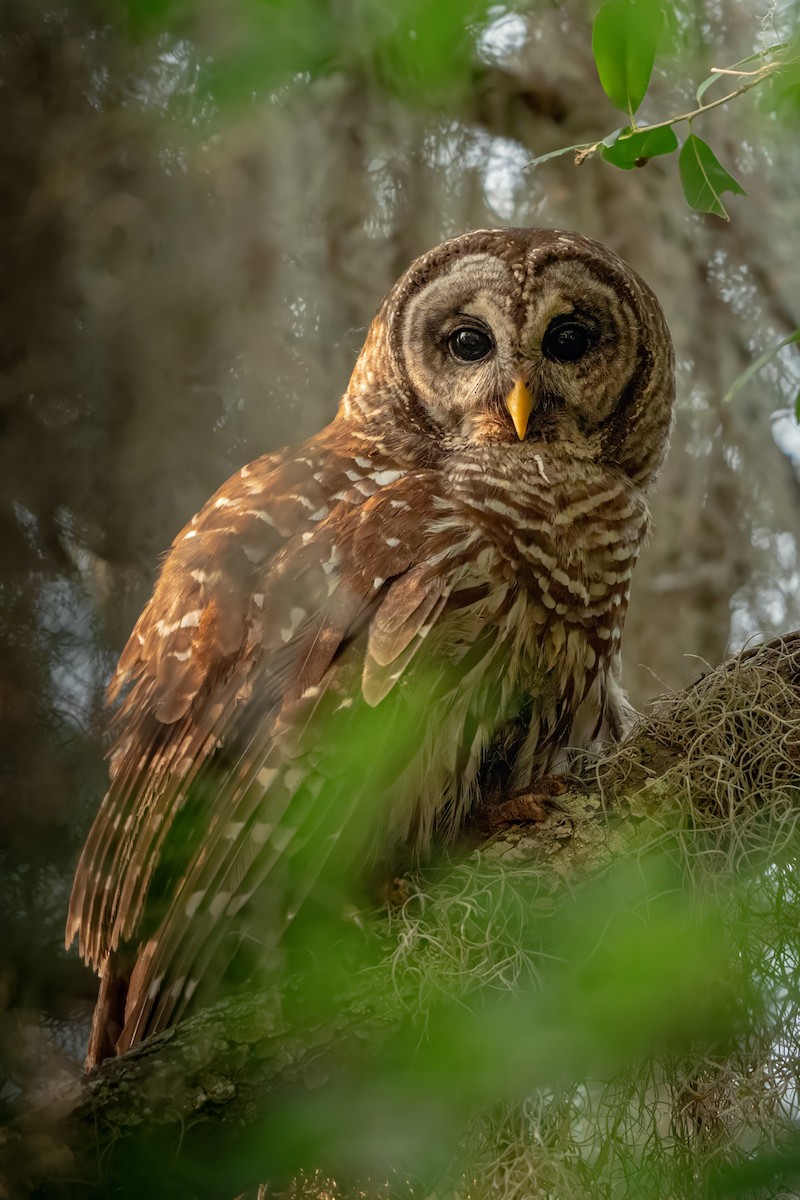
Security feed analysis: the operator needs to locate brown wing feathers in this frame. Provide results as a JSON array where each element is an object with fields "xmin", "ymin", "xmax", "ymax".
[
  {"xmin": 68, "ymin": 444, "xmax": 363, "ymax": 967},
  {"xmin": 68, "ymin": 449, "xmax": 474, "ymax": 1056},
  {"xmin": 112, "ymin": 477, "xmax": 472, "ymax": 1049}
]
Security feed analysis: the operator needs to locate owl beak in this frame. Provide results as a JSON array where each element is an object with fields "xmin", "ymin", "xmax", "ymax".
[{"xmin": 505, "ymin": 377, "xmax": 533, "ymax": 441}]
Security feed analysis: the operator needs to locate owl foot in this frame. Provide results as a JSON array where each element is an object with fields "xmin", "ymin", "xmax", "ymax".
[{"xmin": 486, "ymin": 775, "xmax": 575, "ymax": 831}]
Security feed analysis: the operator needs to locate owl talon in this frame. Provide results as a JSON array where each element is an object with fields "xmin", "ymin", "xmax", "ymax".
[{"xmin": 487, "ymin": 775, "xmax": 574, "ymax": 830}]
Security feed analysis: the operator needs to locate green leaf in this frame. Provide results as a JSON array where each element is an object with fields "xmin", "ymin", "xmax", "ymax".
[
  {"xmin": 592, "ymin": 0, "xmax": 663, "ymax": 115},
  {"xmin": 722, "ymin": 330, "xmax": 800, "ymax": 404},
  {"xmin": 602, "ymin": 124, "xmax": 678, "ymax": 169},
  {"xmin": 795, "ymin": 387, "xmax": 800, "ymax": 424},
  {"xmin": 678, "ymin": 134, "xmax": 746, "ymax": 220}
]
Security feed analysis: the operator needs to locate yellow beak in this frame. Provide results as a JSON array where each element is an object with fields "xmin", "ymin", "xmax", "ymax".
[{"xmin": 505, "ymin": 377, "xmax": 533, "ymax": 441}]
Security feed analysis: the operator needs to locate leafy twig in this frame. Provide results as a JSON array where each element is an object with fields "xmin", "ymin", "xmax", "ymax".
[{"xmin": 571, "ymin": 64, "xmax": 783, "ymax": 166}]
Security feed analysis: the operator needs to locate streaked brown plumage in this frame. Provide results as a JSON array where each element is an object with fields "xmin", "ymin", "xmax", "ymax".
[{"xmin": 67, "ymin": 227, "xmax": 675, "ymax": 1067}]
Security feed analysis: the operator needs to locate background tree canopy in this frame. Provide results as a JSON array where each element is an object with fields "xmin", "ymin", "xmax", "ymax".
[{"xmin": 0, "ymin": 1, "xmax": 799, "ymax": 1197}]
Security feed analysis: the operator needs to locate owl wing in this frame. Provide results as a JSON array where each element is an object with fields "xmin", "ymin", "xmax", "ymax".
[
  {"xmin": 68, "ymin": 443, "xmax": 499, "ymax": 1056},
  {"xmin": 68, "ymin": 441, "xmax": 342, "ymax": 969}
]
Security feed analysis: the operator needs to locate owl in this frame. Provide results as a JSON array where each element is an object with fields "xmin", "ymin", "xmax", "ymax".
[{"xmin": 67, "ymin": 227, "xmax": 675, "ymax": 1067}]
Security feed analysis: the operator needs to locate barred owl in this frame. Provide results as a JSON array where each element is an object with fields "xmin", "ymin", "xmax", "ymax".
[{"xmin": 67, "ymin": 227, "xmax": 675, "ymax": 1067}]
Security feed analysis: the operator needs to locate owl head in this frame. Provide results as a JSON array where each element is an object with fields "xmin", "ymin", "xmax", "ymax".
[{"xmin": 345, "ymin": 228, "xmax": 675, "ymax": 489}]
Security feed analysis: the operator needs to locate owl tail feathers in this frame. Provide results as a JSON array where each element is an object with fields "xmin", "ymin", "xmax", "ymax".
[{"xmin": 85, "ymin": 951, "xmax": 132, "ymax": 1071}]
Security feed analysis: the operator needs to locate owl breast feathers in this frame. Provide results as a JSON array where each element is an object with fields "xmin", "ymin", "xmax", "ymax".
[{"xmin": 67, "ymin": 227, "xmax": 675, "ymax": 1065}]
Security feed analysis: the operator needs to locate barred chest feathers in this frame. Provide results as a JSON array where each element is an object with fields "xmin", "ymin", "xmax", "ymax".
[{"xmin": 387, "ymin": 447, "xmax": 647, "ymax": 845}]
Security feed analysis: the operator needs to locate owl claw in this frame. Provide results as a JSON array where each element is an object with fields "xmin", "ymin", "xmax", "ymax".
[{"xmin": 486, "ymin": 775, "xmax": 574, "ymax": 831}]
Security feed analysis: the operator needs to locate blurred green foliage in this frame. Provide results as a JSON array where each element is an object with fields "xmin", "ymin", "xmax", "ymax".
[
  {"xmin": 113, "ymin": 0, "xmax": 494, "ymax": 104},
  {"xmin": 86, "ymin": 827, "xmax": 800, "ymax": 1198}
]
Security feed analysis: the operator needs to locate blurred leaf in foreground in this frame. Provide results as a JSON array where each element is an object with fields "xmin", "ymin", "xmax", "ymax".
[
  {"xmin": 113, "ymin": 0, "xmax": 492, "ymax": 107},
  {"xmin": 118, "ymin": 844, "xmax": 750, "ymax": 1195}
]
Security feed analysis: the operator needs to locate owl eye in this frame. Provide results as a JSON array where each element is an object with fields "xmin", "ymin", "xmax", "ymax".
[
  {"xmin": 541, "ymin": 315, "xmax": 595, "ymax": 363},
  {"xmin": 448, "ymin": 327, "xmax": 494, "ymax": 363}
]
